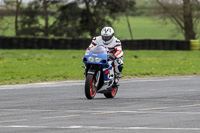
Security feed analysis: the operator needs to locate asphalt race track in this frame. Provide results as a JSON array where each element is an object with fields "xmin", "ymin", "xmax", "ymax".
[{"xmin": 0, "ymin": 76, "xmax": 200, "ymax": 133}]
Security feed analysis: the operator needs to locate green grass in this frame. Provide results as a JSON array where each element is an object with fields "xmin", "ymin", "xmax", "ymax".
[
  {"xmin": 1, "ymin": 50, "xmax": 200, "ymax": 85},
  {"xmin": 113, "ymin": 16, "xmax": 185, "ymax": 40},
  {"xmin": 123, "ymin": 50, "xmax": 200, "ymax": 77},
  {"xmin": 0, "ymin": 50, "xmax": 85, "ymax": 85}
]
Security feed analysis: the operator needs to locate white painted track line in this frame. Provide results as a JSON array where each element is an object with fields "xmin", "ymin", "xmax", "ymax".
[{"xmin": 0, "ymin": 125, "xmax": 200, "ymax": 131}]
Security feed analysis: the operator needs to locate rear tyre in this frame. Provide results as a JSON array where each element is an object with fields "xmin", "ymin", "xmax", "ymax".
[
  {"xmin": 85, "ymin": 74, "xmax": 97, "ymax": 99},
  {"xmin": 104, "ymin": 86, "xmax": 118, "ymax": 98}
]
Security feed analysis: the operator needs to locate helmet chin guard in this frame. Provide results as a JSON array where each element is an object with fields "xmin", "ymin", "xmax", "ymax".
[{"xmin": 101, "ymin": 27, "xmax": 114, "ymax": 45}]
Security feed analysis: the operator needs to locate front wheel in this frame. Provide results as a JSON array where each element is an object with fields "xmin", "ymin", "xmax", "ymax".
[
  {"xmin": 104, "ymin": 86, "xmax": 118, "ymax": 98},
  {"xmin": 85, "ymin": 74, "xmax": 97, "ymax": 99}
]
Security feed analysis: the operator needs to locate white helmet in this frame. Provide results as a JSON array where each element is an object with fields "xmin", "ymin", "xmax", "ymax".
[{"xmin": 101, "ymin": 27, "xmax": 114, "ymax": 44}]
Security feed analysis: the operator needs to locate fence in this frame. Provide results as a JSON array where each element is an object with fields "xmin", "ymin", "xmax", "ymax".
[{"xmin": 0, "ymin": 36, "xmax": 192, "ymax": 50}]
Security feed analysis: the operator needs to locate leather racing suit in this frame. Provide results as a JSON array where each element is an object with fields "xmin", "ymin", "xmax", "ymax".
[{"xmin": 88, "ymin": 36, "xmax": 124, "ymax": 82}]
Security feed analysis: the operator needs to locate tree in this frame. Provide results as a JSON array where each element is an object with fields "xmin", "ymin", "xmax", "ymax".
[
  {"xmin": 79, "ymin": 0, "xmax": 136, "ymax": 38},
  {"xmin": 155, "ymin": 0, "xmax": 200, "ymax": 40},
  {"xmin": 121, "ymin": 0, "xmax": 136, "ymax": 40},
  {"xmin": 17, "ymin": 0, "xmax": 135, "ymax": 38},
  {"xmin": 19, "ymin": 0, "xmax": 43, "ymax": 36},
  {"xmin": 18, "ymin": 0, "xmax": 66, "ymax": 37},
  {"xmin": 50, "ymin": 2, "xmax": 85, "ymax": 38},
  {"xmin": 15, "ymin": 0, "xmax": 22, "ymax": 36},
  {"xmin": 41, "ymin": 0, "xmax": 64, "ymax": 37},
  {"xmin": 51, "ymin": 0, "xmax": 136, "ymax": 38},
  {"xmin": 43, "ymin": 0, "xmax": 48, "ymax": 36},
  {"xmin": 1, "ymin": 0, "xmax": 22, "ymax": 36}
]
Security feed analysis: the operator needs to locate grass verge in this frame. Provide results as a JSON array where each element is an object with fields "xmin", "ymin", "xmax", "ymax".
[{"xmin": 0, "ymin": 50, "xmax": 200, "ymax": 85}]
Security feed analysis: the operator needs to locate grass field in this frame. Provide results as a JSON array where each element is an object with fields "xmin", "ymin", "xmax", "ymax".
[
  {"xmin": 0, "ymin": 16, "xmax": 192, "ymax": 40},
  {"xmin": 1, "ymin": 50, "xmax": 200, "ymax": 85},
  {"xmin": 113, "ymin": 16, "xmax": 185, "ymax": 40}
]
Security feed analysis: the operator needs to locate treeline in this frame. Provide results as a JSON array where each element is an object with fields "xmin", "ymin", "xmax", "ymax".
[
  {"xmin": 0, "ymin": 0, "xmax": 136, "ymax": 38},
  {"xmin": 0, "ymin": 0, "xmax": 200, "ymax": 40}
]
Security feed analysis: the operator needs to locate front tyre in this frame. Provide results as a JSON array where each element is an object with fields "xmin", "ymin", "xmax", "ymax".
[
  {"xmin": 104, "ymin": 86, "xmax": 118, "ymax": 98},
  {"xmin": 85, "ymin": 74, "xmax": 97, "ymax": 99}
]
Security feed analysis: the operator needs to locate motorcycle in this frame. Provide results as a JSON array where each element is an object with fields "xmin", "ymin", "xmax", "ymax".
[{"xmin": 82, "ymin": 45, "xmax": 118, "ymax": 99}]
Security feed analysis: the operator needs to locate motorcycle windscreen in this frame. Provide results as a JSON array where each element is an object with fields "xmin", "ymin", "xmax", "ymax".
[{"xmin": 90, "ymin": 45, "xmax": 107, "ymax": 54}]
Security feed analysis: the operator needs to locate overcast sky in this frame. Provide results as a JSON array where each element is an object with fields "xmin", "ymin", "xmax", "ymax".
[{"xmin": 0, "ymin": 0, "xmax": 32, "ymax": 5}]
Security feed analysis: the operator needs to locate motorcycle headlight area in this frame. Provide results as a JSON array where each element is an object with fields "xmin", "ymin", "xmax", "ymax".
[{"xmin": 88, "ymin": 57, "xmax": 102, "ymax": 63}]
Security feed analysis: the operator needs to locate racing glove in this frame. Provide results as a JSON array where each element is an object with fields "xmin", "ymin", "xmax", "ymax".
[{"xmin": 107, "ymin": 53, "xmax": 116, "ymax": 60}]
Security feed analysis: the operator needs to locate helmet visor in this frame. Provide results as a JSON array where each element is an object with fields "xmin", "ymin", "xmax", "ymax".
[{"xmin": 102, "ymin": 36, "xmax": 112, "ymax": 42}]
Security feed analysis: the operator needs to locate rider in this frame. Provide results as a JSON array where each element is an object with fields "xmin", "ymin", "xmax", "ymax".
[{"xmin": 88, "ymin": 27, "xmax": 124, "ymax": 86}]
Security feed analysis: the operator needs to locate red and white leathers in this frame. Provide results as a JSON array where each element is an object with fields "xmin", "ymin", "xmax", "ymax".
[{"xmin": 88, "ymin": 36, "xmax": 124, "ymax": 74}]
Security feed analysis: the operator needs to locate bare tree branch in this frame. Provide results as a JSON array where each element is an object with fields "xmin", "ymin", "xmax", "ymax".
[
  {"xmin": 156, "ymin": 0, "xmax": 185, "ymax": 30},
  {"xmin": 156, "ymin": 0, "xmax": 197, "ymax": 40}
]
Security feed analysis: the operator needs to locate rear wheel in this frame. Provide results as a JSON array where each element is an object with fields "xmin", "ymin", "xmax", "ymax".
[
  {"xmin": 85, "ymin": 74, "xmax": 97, "ymax": 99},
  {"xmin": 104, "ymin": 86, "xmax": 118, "ymax": 98}
]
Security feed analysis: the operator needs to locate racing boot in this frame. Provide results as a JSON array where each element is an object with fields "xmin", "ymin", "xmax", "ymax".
[{"xmin": 114, "ymin": 73, "xmax": 120, "ymax": 87}]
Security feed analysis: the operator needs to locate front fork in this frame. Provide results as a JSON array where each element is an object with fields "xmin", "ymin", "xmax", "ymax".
[
  {"xmin": 95, "ymin": 70, "xmax": 101, "ymax": 88},
  {"xmin": 84, "ymin": 65, "xmax": 101, "ymax": 88}
]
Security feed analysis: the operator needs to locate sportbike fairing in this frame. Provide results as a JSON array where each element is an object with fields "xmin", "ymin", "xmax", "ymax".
[{"xmin": 83, "ymin": 45, "xmax": 115, "ymax": 91}]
